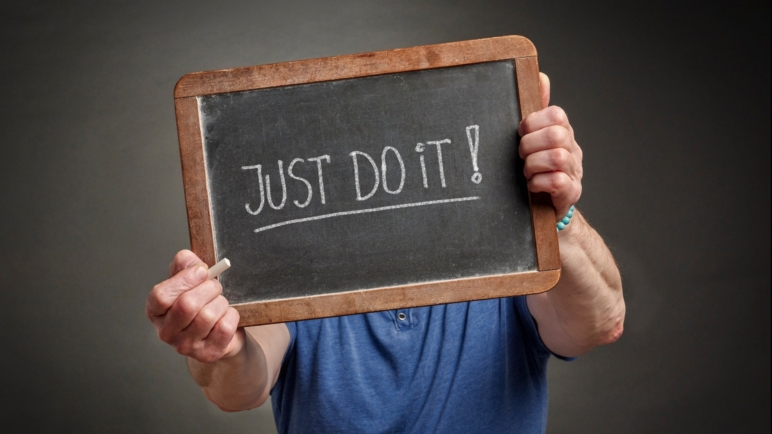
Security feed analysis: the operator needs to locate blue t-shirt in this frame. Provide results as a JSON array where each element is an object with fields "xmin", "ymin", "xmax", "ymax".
[{"xmin": 270, "ymin": 297, "xmax": 566, "ymax": 433}]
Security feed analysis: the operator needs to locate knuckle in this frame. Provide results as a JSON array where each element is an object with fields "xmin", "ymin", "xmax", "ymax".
[
  {"xmin": 546, "ymin": 126, "xmax": 568, "ymax": 145},
  {"xmin": 157, "ymin": 327, "xmax": 173, "ymax": 344},
  {"xmin": 219, "ymin": 317, "xmax": 237, "ymax": 338},
  {"xmin": 547, "ymin": 106, "xmax": 567, "ymax": 124},
  {"xmin": 556, "ymin": 172, "xmax": 571, "ymax": 187},
  {"xmin": 147, "ymin": 291, "xmax": 168, "ymax": 318},
  {"xmin": 181, "ymin": 269, "xmax": 201, "ymax": 288},
  {"xmin": 199, "ymin": 350, "xmax": 222, "ymax": 364},
  {"xmin": 174, "ymin": 249, "xmax": 193, "ymax": 264},
  {"xmin": 216, "ymin": 294, "xmax": 230, "ymax": 309},
  {"xmin": 201, "ymin": 279, "xmax": 223, "ymax": 296},
  {"xmin": 521, "ymin": 115, "xmax": 533, "ymax": 132},
  {"xmin": 522, "ymin": 114, "xmax": 538, "ymax": 133},
  {"xmin": 173, "ymin": 340, "xmax": 191, "ymax": 356},
  {"xmin": 185, "ymin": 340, "xmax": 208, "ymax": 357},
  {"xmin": 527, "ymin": 177, "xmax": 543, "ymax": 194},
  {"xmin": 523, "ymin": 161, "xmax": 534, "ymax": 179},
  {"xmin": 197, "ymin": 307, "xmax": 218, "ymax": 329},
  {"xmin": 518, "ymin": 137, "xmax": 532, "ymax": 157},
  {"xmin": 173, "ymin": 295, "xmax": 199, "ymax": 319},
  {"xmin": 210, "ymin": 312, "xmax": 236, "ymax": 342},
  {"xmin": 149, "ymin": 283, "xmax": 164, "ymax": 298},
  {"xmin": 169, "ymin": 253, "xmax": 185, "ymax": 276},
  {"xmin": 171, "ymin": 250, "xmax": 200, "ymax": 277},
  {"xmin": 548, "ymin": 173, "xmax": 568, "ymax": 192},
  {"xmin": 549, "ymin": 148, "xmax": 569, "ymax": 168},
  {"xmin": 193, "ymin": 340, "xmax": 208, "ymax": 356}
]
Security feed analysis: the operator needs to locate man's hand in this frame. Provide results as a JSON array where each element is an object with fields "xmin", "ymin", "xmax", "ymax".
[
  {"xmin": 518, "ymin": 73, "xmax": 583, "ymax": 218},
  {"xmin": 520, "ymin": 73, "xmax": 625, "ymax": 358},
  {"xmin": 146, "ymin": 250, "xmax": 243, "ymax": 364},
  {"xmin": 146, "ymin": 250, "xmax": 289, "ymax": 411}
]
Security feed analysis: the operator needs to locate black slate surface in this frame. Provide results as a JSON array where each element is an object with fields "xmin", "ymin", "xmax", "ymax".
[{"xmin": 199, "ymin": 60, "xmax": 536, "ymax": 304}]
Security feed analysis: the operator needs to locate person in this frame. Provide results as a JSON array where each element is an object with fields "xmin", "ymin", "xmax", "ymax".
[{"xmin": 146, "ymin": 73, "xmax": 625, "ymax": 433}]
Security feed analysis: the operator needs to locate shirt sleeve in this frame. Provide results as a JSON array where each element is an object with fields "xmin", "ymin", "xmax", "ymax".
[
  {"xmin": 270, "ymin": 321, "xmax": 297, "ymax": 397},
  {"xmin": 282, "ymin": 321, "xmax": 297, "ymax": 366},
  {"xmin": 514, "ymin": 296, "xmax": 576, "ymax": 361}
]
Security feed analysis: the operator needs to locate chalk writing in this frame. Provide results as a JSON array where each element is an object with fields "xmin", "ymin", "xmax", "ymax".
[
  {"xmin": 350, "ymin": 151, "xmax": 380, "ymax": 201},
  {"xmin": 307, "ymin": 155, "xmax": 331, "ymax": 205},
  {"xmin": 424, "ymin": 139, "xmax": 451, "ymax": 188},
  {"xmin": 466, "ymin": 125, "xmax": 482, "ymax": 184},
  {"xmin": 416, "ymin": 144, "xmax": 429, "ymax": 189},
  {"xmin": 253, "ymin": 197, "xmax": 480, "ymax": 233},
  {"xmin": 265, "ymin": 160, "xmax": 287, "ymax": 210},
  {"xmin": 242, "ymin": 126, "xmax": 482, "ymax": 232},
  {"xmin": 242, "ymin": 154, "xmax": 331, "ymax": 215},
  {"xmin": 287, "ymin": 158, "xmax": 313, "ymax": 208},
  {"xmin": 381, "ymin": 146, "xmax": 405, "ymax": 195},
  {"xmin": 241, "ymin": 164, "xmax": 265, "ymax": 215}
]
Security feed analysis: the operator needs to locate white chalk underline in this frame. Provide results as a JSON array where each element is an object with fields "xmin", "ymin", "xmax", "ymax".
[{"xmin": 253, "ymin": 196, "xmax": 481, "ymax": 233}]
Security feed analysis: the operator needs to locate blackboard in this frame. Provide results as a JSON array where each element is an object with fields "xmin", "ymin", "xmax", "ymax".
[{"xmin": 174, "ymin": 36, "xmax": 560, "ymax": 326}]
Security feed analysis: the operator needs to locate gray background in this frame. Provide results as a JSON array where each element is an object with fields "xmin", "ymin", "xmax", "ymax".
[{"xmin": 1, "ymin": 0, "xmax": 768, "ymax": 432}]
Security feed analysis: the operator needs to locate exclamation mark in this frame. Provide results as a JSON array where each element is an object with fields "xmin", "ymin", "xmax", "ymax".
[{"xmin": 466, "ymin": 125, "xmax": 482, "ymax": 184}]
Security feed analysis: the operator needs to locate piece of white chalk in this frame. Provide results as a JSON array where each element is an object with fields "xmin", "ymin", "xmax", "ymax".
[{"xmin": 208, "ymin": 258, "xmax": 231, "ymax": 279}]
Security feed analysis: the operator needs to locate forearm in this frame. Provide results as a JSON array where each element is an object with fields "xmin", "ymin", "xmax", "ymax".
[
  {"xmin": 187, "ymin": 329, "xmax": 270, "ymax": 412},
  {"xmin": 528, "ymin": 211, "xmax": 625, "ymax": 356}
]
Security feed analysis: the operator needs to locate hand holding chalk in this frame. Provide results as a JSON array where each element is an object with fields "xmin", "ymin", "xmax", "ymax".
[
  {"xmin": 208, "ymin": 258, "xmax": 231, "ymax": 279},
  {"xmin": 146, "ymin": 252, "xmax": 242, "ymax": 365}
]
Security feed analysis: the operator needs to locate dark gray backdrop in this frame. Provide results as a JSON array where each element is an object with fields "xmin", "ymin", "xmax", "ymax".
[{"xmin": 1, "ymin": 1, "xmax": 769, "ymax": 432}]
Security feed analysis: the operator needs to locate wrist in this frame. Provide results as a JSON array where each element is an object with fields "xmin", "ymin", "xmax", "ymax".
[
  {"xmin": 557, "ymin": 209, "xmax": 585, "ymax": 240},
  {"xmin": 556, "ymin": 205, "xmax": 575, "ymax": 231},
  {"xmin": 187, "ymin": 330, "xmax": 248, "ymax": 389}
]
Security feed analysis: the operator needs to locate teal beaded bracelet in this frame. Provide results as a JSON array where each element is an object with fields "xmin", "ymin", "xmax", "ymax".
[{"xmin": 556, "ymin": 205, "xmax": 575, "ymax": 231}]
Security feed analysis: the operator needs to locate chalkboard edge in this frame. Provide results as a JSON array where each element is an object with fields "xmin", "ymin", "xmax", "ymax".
[
  {"xmin": 173, "ymin": 35, "xmax": 537, "ymax": 99},
  {"xmin": 514, "ymin": 56, "xmax": 561, "ymax": 271},
  {"xmin": 233, "ymin": 269, "xmax": 560, "ymax": 326},
  {"xmin": 175, "ymin": 96, "xmax": 217, "ymax": 266}
]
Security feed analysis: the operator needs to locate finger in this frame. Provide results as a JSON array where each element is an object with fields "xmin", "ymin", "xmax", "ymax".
[
  {"xmin": 181, "ymin": 295, "xmax": 231, "ymax": 342},
  {"xmin": 160, "ymin": 278, "xmax": 223, "ymax": 338},
  {"xmin": 519, "ymin": 125, "xmax": 573, "ymax": 159},
  {"xmin": 169, "ymin": 249, "xmax": 205, "ymax": 277},
  {"xmin": 528, "ymin": 172, "xmax": 582, "ymax": 216},
  {"xmin": 519, "ymin": 106, "xmax": 572, "ymax": 137},
  {"xmin": 539, "ymin": 72, "xmax": 550, "ymax": 108},
  {"xmin": 523, "ymin": 148, "xmax": 577, "ymax": 180},
  {"xmin": 147, "ymin": 264, "xmax": 208, "ymax": 318},
  {"xmin": 198, "ymin": 308, "xmax": 241, "ymax": 363}
]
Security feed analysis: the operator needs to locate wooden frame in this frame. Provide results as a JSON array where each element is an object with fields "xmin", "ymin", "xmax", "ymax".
[{"xmin": 174, "ymin": 35, "xmax": 560, "ymax": 326}]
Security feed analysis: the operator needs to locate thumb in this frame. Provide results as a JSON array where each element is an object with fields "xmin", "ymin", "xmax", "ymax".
[
  {"xmin": 169, "ymin": 249, "xmax": 207, "ymax": 278},
  {"xmin": 539, "ymin": 72, "xmax": 550, "ymax": 108}
]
